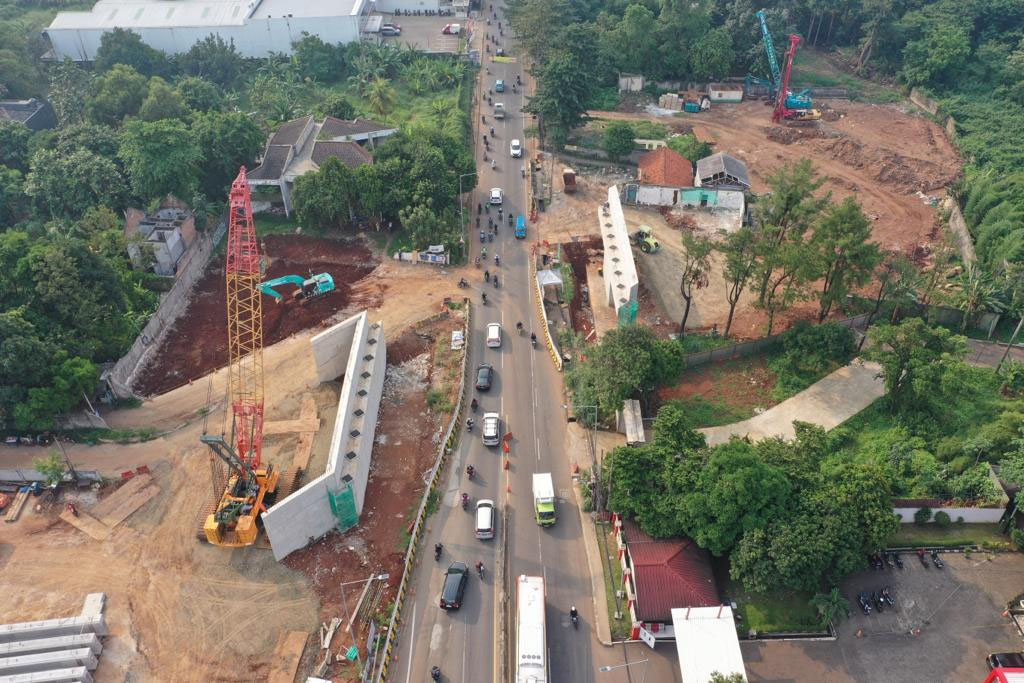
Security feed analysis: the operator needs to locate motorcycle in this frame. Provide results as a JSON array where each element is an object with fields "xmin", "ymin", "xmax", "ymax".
[
  {"xmin": 508, "ymin": 214, "xmax": 514, "ymax": 227},
  {"xmin": 857, "ymin": 592, "xmax": 872, "ymax": 615},
  {"xmin": 434, "ymin": 544, "xmax": 443, "ymax": 561},
  {"xmin": 66, "ymin": 502, "xmax": 79, "ymax": 517},
  {"xmin": 881, "ymin": 586, "xmax": 895, "ymax": 607},
  {"xmin": 570, "ymin": 608, "xmax": 579, "ymax": 629},
  {"xmin": 431, "ymin": 665, "xmax": 441, "ymax": 681},
  {"xmin": 482, "ymin": 293, "xmax": 488, "ymax": 305},
  {"xmin": 931, "ymin": 550, "xmax": 944, "ymax": 569},
  {"xmin": 893, "ymin": 552, "xmax": 904, "ymax": 569},
  {"xmin": 917, "ymin": 548, "xmax": 929, "ymax": 568},
  {"xmin": 471, "ymin": 398, "xmax": 478, "ymax": 412},
  {"xmin": 485, "ymin": 270, "xmax": 490, "ymax": 283},
  {"xmin": 475, "ymin": 562, "xmax": 484, "ymax": 578},
  {"xmin": 461, "ymin": 493, "xmax": 469, "ymax": 510},
  {"xmin": 521, "ymin": 166, "xmax": 525, "ymax": 178},
  {"xmin": 885, "ymin": 553, "xmax": 895, "ymax": 569},
  {"xmin": 493, "ymin": 276, "xmax": 499, "ymax": 288},
  {"xmin": 530, "ymin": 333, "xmax": 537, "ymax": 347},
  {"xmin": 871, "ymin": 591, "xmax": 885, "ymax": 613},
  {"xmin": 466, "ymin": 418, "xmax": 474, "ymax": 433},
  {"xmin": 457, "ymin": 278, "xmax": 468, "ymax": 288},
  {"xmin": 466, "ymin": 465, "xmax": 475, "ymax": 480}
]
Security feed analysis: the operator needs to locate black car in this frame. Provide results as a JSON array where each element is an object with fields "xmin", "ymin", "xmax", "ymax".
[
  {"xmin": 988, "ymin": 652, "xmax": 1024, "ymax": 670},
  {"xmin": 475, "ymin": 363, "xmax": 494, "ymax": 391},
  {"xmin": 440, "ymin": 562, "xmax": 469, "ymax": 610}
]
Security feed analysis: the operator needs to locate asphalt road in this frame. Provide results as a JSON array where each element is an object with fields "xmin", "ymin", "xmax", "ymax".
[{"xmin": 392, "ymin": 8, "xmax": 683, "ymax": 683}]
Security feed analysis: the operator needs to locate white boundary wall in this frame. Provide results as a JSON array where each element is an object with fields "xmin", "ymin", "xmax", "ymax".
[
  {"xmin": 893, "ymin": 505, "xmax": 1005, "ymax": 524},
  {"xmin": 262, "ymin": 311, "xmax": 386, "ymax": 560}
]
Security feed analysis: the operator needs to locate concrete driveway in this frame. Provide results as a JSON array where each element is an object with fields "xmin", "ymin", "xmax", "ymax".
[
  {"xmin": 741, "ymin": 552, "xmax": 1024, "ymax": 683},
  {"xmin": 699, "ymin": 360, "xmax": 885, "ymax": 446}
]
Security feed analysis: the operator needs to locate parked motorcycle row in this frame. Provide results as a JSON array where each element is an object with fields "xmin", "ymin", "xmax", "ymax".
[
  {"xmin": 856, "ymin": 587, "xmax": 896, "ymax": 615},
  {"xmin": 394, "ymin": 8, "xmax": 453, "ymax": 15},
  {"xmin": 856, "ymin": 549, "xmax": 946, "ymax": 616}
]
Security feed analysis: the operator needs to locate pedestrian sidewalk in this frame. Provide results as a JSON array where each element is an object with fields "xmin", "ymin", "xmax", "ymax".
[
  {"xmin": 565, "ymin": 422, "xmax": 625, "ymax": 646},
  {"xmin": 699, "ymin": 360, "xmax": 885, "ymax": 446}
]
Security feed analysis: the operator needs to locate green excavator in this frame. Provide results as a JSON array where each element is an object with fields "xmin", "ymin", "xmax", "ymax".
[{"xmin": 259, "ymin": 273, "xmax": 335, "ymax": 304}]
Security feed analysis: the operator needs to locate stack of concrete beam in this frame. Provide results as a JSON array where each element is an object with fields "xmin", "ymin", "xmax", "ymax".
[
  {"xmin": 658, "ymin": 93, "xmax": 683, "ymax": 111},
  {"xmin": 0, "ymin": 594, "xmax": 106, "ymax": 683}
]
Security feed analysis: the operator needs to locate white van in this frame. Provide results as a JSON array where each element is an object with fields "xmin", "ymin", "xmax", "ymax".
[{"xmin": 475, "ymin": 499, "xmax": 495, "ymax": 539}]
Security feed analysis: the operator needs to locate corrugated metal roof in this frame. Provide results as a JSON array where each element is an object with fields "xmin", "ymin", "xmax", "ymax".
[
  {"xmin": 320, "ymin": 116, "xmax": 393, "ymax": 139},
  {"xmin": 696, "ymin": 152, "xmax": 750, "ymax": 188},
  {"xmin": 48, "ymin": 0, "xmax": 358, "ymax": 30},
  {"xmin": 672, "ymin": 607, "xmax": 746, "ymax": 682}
]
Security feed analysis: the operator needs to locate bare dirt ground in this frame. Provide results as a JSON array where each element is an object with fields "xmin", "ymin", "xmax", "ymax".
[
  {"xmin": 656, "ymin": 356, "xmax": 780, "ymax": 427},
  {"xmin": 534, "ymin": 99, "xmax": 960, "ymax": 339},
  {"xmin": 0, "ymin": 247, "xmax": 469, "ymax": 682},
  {"xmin": 134, "ymin": 235, "xmax": 379, "ymax": 396}
]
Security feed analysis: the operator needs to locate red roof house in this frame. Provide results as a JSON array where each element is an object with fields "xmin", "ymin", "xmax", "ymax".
[
  {"xmin": 637, "ymin": 147, "xmax": 694, "ymax": 188},
  {"xmin": 614, "ymin": 515, "xmax": 719, "ymax": 639}
]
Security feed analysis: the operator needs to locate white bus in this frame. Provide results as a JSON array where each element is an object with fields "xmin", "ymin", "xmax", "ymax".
[{"xmin": 516, "ymin": 575, "xmax": 548, "ymax": 683}]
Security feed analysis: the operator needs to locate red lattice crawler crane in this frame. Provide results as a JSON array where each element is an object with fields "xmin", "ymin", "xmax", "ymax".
[{"xmin": 199, "ymin": 167, "xmax": 280, "ymax": 547}]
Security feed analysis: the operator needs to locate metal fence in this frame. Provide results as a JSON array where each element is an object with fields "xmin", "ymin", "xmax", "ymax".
[
  {"xmin": 680, "ymin": 313, "xmax": 872, "ymax": 369},
  {"xmin": 372, "ymin": 301, "xmax": 471, "ymax": 682}
]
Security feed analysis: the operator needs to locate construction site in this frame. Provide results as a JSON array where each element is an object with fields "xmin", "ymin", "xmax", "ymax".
[{"xmin": 0, "ymin": 169, "xmax": 467, "ymax": 682}]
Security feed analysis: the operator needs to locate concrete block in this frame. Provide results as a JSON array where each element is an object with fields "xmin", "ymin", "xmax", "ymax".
[
  {"xmin": 0, "ymin": 635, "xmax": 101, "ymax": 658},
  {"xmin": 0, "ymin": 649, "xmax": 97, "ymax": 676},
  {"xmin": 0, "ymin": 667, "xmax": 92, "ymax": 683},
  {"xmin": 0, "ymin": 616, "xmax": 107, "ymax": 644}
]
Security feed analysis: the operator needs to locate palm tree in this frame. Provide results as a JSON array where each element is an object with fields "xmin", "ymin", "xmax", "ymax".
[
  {"xmin": 950, "ymin": 264, "xmax": 1005, "ymax": 331},
  {"xmin": 402, "ymin": 61, "xmax": 434, "ymax": 95},
  {"xmin": 366, "ymin": 77, "xmax": 396, "ymax": 118}
]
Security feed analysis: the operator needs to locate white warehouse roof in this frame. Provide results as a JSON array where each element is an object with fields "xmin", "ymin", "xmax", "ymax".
[
  {"xmin": 49, "ymin": 0, "xmax": 360, "ymax": 31},
  {"xmin": 671, "ymin": 606, "xmax": 747, "ymax": 683}
]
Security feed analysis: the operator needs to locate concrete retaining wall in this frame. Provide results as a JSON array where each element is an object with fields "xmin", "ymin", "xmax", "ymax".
[
  {"xmin": 942, "ymin": 195, "xmax": 977, "ymax": 265},
  {"xmin": 104, "ymin": 218, "xmax": 227, "ymax": 398},
  {"xmin": 262, "ymin": 311, "xmax": 386, "ymax": 561}
]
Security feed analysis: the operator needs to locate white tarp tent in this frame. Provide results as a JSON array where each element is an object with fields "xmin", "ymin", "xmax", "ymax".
[{"xmin": 536, "ymin": 269, "xmax": 563, "ymax": 288}]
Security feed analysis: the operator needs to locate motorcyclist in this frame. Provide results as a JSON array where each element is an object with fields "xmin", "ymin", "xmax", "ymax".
[
  {"xmin": 490, "ymin": 127, "xmax": 495, "ymax": 136},
  {"xmin": 570, "ymin": 606, "xmax": 578, "ymax": 619},
  {"xmin": 475, "ymin": 560, "xmax": 484, "ymax": 577},
  {"xmin": 491, "ymin": 159, "xmax": 496, "ymax": 170},
  {"xmin": 482, "ymin": 247, "xmax": 487, "ymax": 259},
  {"xmin": 494, "ymin": 255, "xmax": 500, "ymax": 266},
  {"xmin": 530, "ymin": 332, "xmax": 537, "ymax": 345},
  {"xmin": 493, "ymin": 275, "xmax": 499, "ymax": 288},
  {"xmin": 471, "ymin": 397, "xmax": 478, "ymax": 411},
  {"xmin": 508, "ymin": 213, "xmax": 514, "ymax": 226},
  {"xmin": 461, "ymin": 492, "xmax": 469, "ymax": 508},
  {"xmin": 516, "ymin": 321, "xmax": 523, "ymax": 333},
  {"xmin": 431, "ymin": 666, "xmax": 441, "ymax": 682},
  {"xmin": 466, "ymin": 417, "xmax": 474, "ymax": 431},
  {"xmin": 482, "ymin": 292, "xmax": 487, "ymax": 304},
  {"xmin": 466, "ymin": 464, "xmax": 475, "ymax": 479},
  {"xmin": 484, "ymin": 269, "xmax": 490, "ymax": 282},
  {"xmin": 434, "ymin": 542, "xmax": 443, "ymax": 557}
]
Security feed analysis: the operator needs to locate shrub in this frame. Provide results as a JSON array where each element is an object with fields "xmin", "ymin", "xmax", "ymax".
[
  {"xmin": 770, "ymin": 322, "xmax": 855, "ymax": 396},
  {"xmin": 1001, "ymin": 360, "xmax": 1024, "ymax": 396},
  {"xmin": 933, "ymin": 510, "xmax": 952, "ymax": 527},
  {"xmin": 914, "ymin": 506, "xmax": 933, "ymax": 525},
  {"xmin": 949, "ymin": 463, "xmax": 1002, "ymax": 503},
  {"xmin": 1012, "ymin": 528, "xmax": 1024, "ymax": 551},
  {"xmin": 426, "ymin": 388, "xmax": 452, "ymax": 413},
  {"xmin": 956, "ymin": 516, "xmax": 965, "ymax": 525},
  {"xmin": 947, "ymin": 454, "xmax": 973, "ymax": 475},
  {"xmin": 935, "ymin": 435, "xmax": 964, "ymax": 462}
]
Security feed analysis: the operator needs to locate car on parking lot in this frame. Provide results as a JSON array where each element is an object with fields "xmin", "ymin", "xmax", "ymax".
[
  {"xmin": 486, "ymin": 323, "xmax": 501, "ymax": 348},
  {"xmin": 489, "ymin": 187, "xmax": 503, "ymax": 204},
  {"xmin": 988, "ymin": 652, "xmax": 1024, "ymax": 670},
  {"xmin": 482, "ymin": 412, "xmax": 500, "ymax": 446},
  {"xmin": 441, "ymin": 23, "xmax": 461, "ymax": 34},
  {"xmin": 380, "ymin": 23, "xmax": 401, "ymax": 35},
  {"xmin": 495, "ymin": 79, "xmax": 505, "ymax": 92},
  {"xmin": 510, "ymin": 139, "xmax": 522, "ymax": 157},
  {"xmin": 440, "ymin": 561, "xmax": 468, "ymax": 610},
  {"xmin": 475, "ymin": 363, "xmax": 494, "ymax": 391}
]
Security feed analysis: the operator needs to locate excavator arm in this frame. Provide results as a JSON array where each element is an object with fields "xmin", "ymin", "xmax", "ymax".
[{"xmin": 260, "ymin": 275, "xmax": 307, "ymax": 300}]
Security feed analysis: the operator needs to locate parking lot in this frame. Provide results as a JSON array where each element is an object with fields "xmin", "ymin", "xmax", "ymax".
[
  {"xmin": 741, "ymin": 552, "xmax": 1024, "ymax": 682},
  {"xmin": 372, "ymin": 15, "xmax": 464, "ymax": 52}
]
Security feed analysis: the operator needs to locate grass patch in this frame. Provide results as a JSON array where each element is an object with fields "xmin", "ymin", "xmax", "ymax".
[
  {"xmin": 254, "ymin": 213, "xmax": 331, "ymax": 239},
  {"xmin": 668, "ymin": 396, "xmax": 751, "ymax": 429},
  {"xmin": 586, "ymin": 86, "xmax": 620, "ymax": 111},
  {"xmin": 424, "ymin": 489, "xmax": 441, "ymax": 517},
  {"xmin": 594, "ymin": 519, "xmax": 632, "ymax": 641},
  {"xmin": 679, "ymin": 332, "xmax": 734, "ymax": 354},
  {"xmin": 65, "ymin": 427, "xmax": 160, "ymax": 445},
  {"xmin": 889, "ymin": 523, "xmax": 1012, "ymax": 550},
  {"xmin": 426, "ymin": 388, "xmax": 453, "ymax": 413},
  {"xmin": 790, "ymin": 47, "xmax": 905, "ymax": 104},
  {"xmin": 724, "ymin": 579, "xmax": 823, "ymax": 634},
  {"xmin": 387, "ymin": 231, "xmax": 415, "ymax": 257}
]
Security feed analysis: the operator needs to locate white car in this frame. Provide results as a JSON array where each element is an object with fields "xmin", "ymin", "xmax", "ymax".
[
  {"xmin": 482, "ymin": 412, "xmax": 501, "ymax": 446},
  {"xmin": 486, "ymin": 323, "xmax": 501, "ymax": 348},
  {"xmin": 510, "ymin": 139, "xmax": 522, "ymax": 158},
  {"xmin": 489, "ymin": 187, "xmax": 503, "ymax": 204}
]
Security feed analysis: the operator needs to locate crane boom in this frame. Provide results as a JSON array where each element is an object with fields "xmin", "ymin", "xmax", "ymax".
[
  {"xmin": 756, "ymin": 10, "xmax": 782, "ymax": 88},
  {"xmin": 225, "ymin": 167, "xmax": 265, "ymax": 470}
]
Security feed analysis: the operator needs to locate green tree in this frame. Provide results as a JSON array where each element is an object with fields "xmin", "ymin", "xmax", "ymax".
[
  {"xmin": 506, "ymin": 0, "xmax": 572, "ymax": 66},
  {"xmin": 191, "ymin": 111, "xmax": 264, "ymax": 198},
  {"xmin": 366, "ymin": 77, "xmax": 396, "ymax": 117},
  {"xmin": 528, "ymin": 51, "xmax": 592, "ymax": 144},
  {"xmin": 607, "ymin": 4, "xmax": 660, "ymax": 75},
  {"xmin": 708, "ymin": 674, "xmax": 745, "ymax": 683},
  {"xmin": 650, "ymin": 400, "xmax": 707, "ymax": 452},
  {"xmin": 0, "ymin": 48, "xmax": 44, "ymax": 98},
  {"xmin": 119, "ymin": 119, "xmax": 202, "ymax": 201},
  {"xmin": 901, "ymin": 23, "xmax": 971, "ymax": 87},
  {"xmin": 602, "ymin": 121, "xmax": 635, "ymax": 159},
  {"xmin": 25, "ymin": 149, "xmax": 126, "ymax": 219},
  {"xmin": 691, "ymin": 27, "xmax": 733, "ymax": 79},
  {"xmin": 949, "ymin": 264, "xmax": 1004, "ymax": 331},
  {"xmin": 0, "ymin": 165, "xmax": 27, "ymax": 225},
  {"xmin": 863, "ymin": 318, "xmax": 968, "ymax": 414},
  {"xmin": 16, "ymin": 357, "xmax": 100, "ymax": 430},
  {"xmin": 399, "ymin": 203, "xmax": 453, "ymax": 250},
  {"xmin": 810, "ymin": 587, "xmax": 851, "ymax": 626},
  {"xmin": 293, "ymin": 156, "xmax": 357, "ymax": 229},
  {"xmin": 810, "ymin": 196, "xmax": 881, "ymax": 321},
  {"xmin": 293, "ymin": 33, "xmax": 345, "ymax": 82},
  {"xmin": 34, "ymin": 451, "xmax": 67, "ymax": 488},
  {"xmin": 318, "ymin": 92, "xmax": 356, "ymax": 120},
  {"xmin": 0, "ymin": 120, "xmax": 32, "ymax": 172},
  {"xmin": 718, "ymin": 226, "xmax": 758, "ymax": 338},
  {"xmin": 139, "ymin": 76, "xmax": 192, "ymax": 122},
  {"xmin": 86, "ymin": 64, "xmax": 149, "ymax": 126},
  {"xmin": 48, "ymin": 58, "xmax": 93, "ymax": 126},
  {"xmin": 178, "ymin": 34, "xmax": 245, "ymax": 89},
  {"xmin": 94, "ymin": 28, "xmax": 169, "ymax": 76},
  {"xmin": 680, "ymin": 441, "xmax": 793, "ymax": 555},
  {"xmin": 678, "ymin": 232, "xmax": 713, "ymax": 334},
  {"xmin": 666, "ymin": 133, "xmax": 711, "ymax": 162},
  {"xmin": 175, "ymin": 76, "xmax": 223, "ymax": 113}
]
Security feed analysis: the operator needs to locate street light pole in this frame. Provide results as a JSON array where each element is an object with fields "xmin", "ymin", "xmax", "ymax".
[{"xmin": 598, "ymin": 658, "xmax": 649, "ymax": 683}]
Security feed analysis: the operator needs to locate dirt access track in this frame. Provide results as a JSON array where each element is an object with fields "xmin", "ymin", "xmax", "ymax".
[
  {"xmin": 135, "ymin": 234, "xmax": 379, "ymax": 396},
  {"xmin": 593, "ymin": 99, "xmax": 962, "ymax": 255}
]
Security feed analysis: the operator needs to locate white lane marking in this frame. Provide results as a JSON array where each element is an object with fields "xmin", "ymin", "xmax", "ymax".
[
  {"xmin": 404, "ymin": 602, "xmax": 418, "ymax": 683},
  {"xmin": 429, "ymin": 620, "xmax": 443, "ymax": 651}
]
